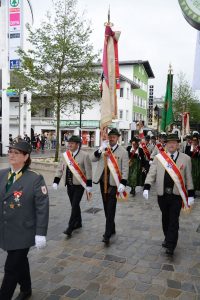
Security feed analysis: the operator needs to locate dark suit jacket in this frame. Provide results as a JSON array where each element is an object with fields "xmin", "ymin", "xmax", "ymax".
[{"xmin": 0, "ymin": 168, "xmax": 49, "ymax": 251}]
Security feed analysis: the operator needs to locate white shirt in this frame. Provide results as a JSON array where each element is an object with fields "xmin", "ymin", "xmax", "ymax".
[
  {"xmin": 72, "ymin": 148, "xmax": 79, "ymax": 157},
  {"xmin": 167, "ymin": 150, "xmax": 178, "ymax": 161}
]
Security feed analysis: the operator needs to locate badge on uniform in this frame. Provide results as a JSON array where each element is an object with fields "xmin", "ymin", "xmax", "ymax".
[
  {"xmin": 167, "ymin": 163, "xmax": 173, "ymax": 169},
  {"xmin": 11, "ymin": 191, "xmax": 23, "ymax": 208},
  {"xmin": 41, "ymin": 186, "xmax": 47, "ymax": 195}
]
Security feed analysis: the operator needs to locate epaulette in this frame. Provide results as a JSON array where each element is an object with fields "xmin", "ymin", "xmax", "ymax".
[{"xmin": 28, "ymin": 169, "xmax": 41, "ymax": 176}]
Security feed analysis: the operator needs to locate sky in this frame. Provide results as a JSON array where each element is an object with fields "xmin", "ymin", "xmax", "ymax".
[{"xmin": 30, "ymin": 0, "xmax": 198, "ymax": 98}]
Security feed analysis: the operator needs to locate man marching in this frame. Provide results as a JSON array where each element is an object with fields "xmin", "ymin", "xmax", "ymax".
[
  {"xmin": 143, "ymin": 133, "xmax": 194, "ymax": 256},
  {"xmin": 53, "ymin": 135, "xmax": 92, "ymax": 237},
  {"xmin": 91, "ymin": 128, "xmax": 129, "ymax": 245}
]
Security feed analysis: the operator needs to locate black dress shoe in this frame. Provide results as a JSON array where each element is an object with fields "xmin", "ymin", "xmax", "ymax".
[
  {"xmin": 166, "ymin": 248, "xmax": 174, "ymax": 256},
  {"xmin": 63, "ymin": 228, "xmax": 72, "ymax": 237},
  {"xmin": 14, "ymin": 290, "xmax": 32, "ymax": 300},
  {"xmin": 73, "ymin": 223, "xmax": 82, "ymax": 230},
  {"xmin": 162, "ymin": 241, "xmax": 168, "ymax": 248},
  {"xmin": 103, "ymin": 230, "xmax": 116, "ymax": 238},
  {"xmin": 102, "ymin": 236, "xmax": 110, "ymax": 245}
]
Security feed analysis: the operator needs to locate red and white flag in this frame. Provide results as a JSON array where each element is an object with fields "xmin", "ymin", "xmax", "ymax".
[{"xmin": 100, "ymin": 24, "xmax": 120, "ymax": 129}]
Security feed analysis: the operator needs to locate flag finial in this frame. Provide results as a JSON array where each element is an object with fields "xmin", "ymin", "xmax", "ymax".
[
  {"xmin": 108, "ymin": 5, "xmax": 110, "ymax": 23},
  {"xmin": 168, "ymin": 63, "xmax": 173, "ymax": 74},
  {"xmin": 104, "ymin": 5, "xmax": 114, "ymax": 27}
]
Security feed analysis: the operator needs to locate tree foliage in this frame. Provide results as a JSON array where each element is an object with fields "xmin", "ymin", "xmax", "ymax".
[
  {"xmin": 12, "ymin": 0, "xmax": 100, "ymax": 161},
  {"xmin": 173, "ymin": 72, "xmax": 200, "ymax": 123}
]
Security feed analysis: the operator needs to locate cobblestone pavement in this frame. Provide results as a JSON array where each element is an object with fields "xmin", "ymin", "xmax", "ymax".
[{"xmin": 0, "ymin": 161, "xmax": 200, "ymax": 299}]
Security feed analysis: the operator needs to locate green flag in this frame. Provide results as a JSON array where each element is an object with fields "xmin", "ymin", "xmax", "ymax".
[{"xmin": 161, "ymin": 73, "xmax": 174, "ymax": 132}]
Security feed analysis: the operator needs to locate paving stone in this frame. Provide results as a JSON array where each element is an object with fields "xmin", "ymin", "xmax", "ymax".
[
  {"xmin": 115, "ymin": 269, "xmax": 129, "ymax": 278},
  {"xmin": 51, "ymin": 286, "xmax": 71, "ymax": 295},
  {"xmin": 78, "ymin": 291, "xmax": 98, "ymax": 300},
  {"xmin": 164, "ymin": 288, "xmax": 182, "ymax": 298},
  {"xmin": 83, "ymin": 251, "xmax": 95, "ymax": 258},
  {"xmin": 181, "ymin": 282, "xmax": 196, "ymax": 293},
  {"xmin": 104, "ymin": 255, "xmax": 126, "ymax": 263},
  {"xmin": 86, "ymin": 282, "xmax": 100, "ymax": 292},
  {"xmin": 162, "ymin": 264, "xmax": 174, "ymax": 271},
  {"xmin": 65, "ymin": 288, "xmax": 85, "ymax": 298},
  {"xmin": 135, "ymin": 283, "xmax": 150, "ymax": 292},
  {"xmin": 167, "ymin": 279, "xmax": 181, "ymax": 289},
  {"xmin": 144, "ymin": 295, "xmax": 159, "ymax": 300},
  {"xmin": 45, "ymin": 296, "xmax": 60, "ymax": 300}
]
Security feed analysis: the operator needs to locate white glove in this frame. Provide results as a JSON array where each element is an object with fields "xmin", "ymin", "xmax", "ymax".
[
  {"xmin": 149, "ymin": 160, "xmax": 153, "ymax": 165},
  {"xmin": 118, "ymin": 183, "xmax": 125, "ymax": 193},
  {"xmin": 52, "ymin": 183, "xmax": 58, "ymax": 190},
  {"xmin": 99, "ymin": 140, "xmax": 109, "ymax": 152},
  {"xmin": 35, "ymin": 235, "xmax": 46, "ymax": 250},
  {"xmin": 188, "ymin": 197, "xmax": 194, "ymax": 206},
  {"xmin": 143, "ymin": 190, "xmax": 149, "ymax": 200},
  {"xmin": 86, "ymin": 186, "xmax": 92, "ymax": 193}
]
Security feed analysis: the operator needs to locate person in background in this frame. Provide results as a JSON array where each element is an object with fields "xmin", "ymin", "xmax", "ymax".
[
  {"xmin": 0, "ymin": 139, "xmax": 49, "ymax": 300},
  {"xmin": 24, "ymin": 134, "xmax": 31, "ymax": 144},
  {"xmin": 40, "ymin": 134, "xmax": 46, "ymax": 152},
  {"xmin": 127, "ymin": 137, "xmax": 145, "ymax": 196},
  {"xmin": 185, "ymin": 132, "xmax": 200, "ymax": 195}
]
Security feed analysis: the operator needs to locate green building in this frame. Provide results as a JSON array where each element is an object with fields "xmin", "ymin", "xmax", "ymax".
[{"xmin": 119, "ymin": 61, "xmax": 155, "ymax": 124}]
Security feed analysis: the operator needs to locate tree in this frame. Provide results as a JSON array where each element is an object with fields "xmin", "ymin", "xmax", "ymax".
[
  {"xmin": 13, "ymin": 0, "xmax": 100, "ymax": 161},
  {"xmin": 173, "ymin": 72, "xmax": 200, "ymax": 123}
]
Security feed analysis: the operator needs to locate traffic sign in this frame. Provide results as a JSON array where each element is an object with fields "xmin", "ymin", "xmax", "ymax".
[{"xmin": 10, "ymin": 59, "xmax": 20, "ymax": 69}]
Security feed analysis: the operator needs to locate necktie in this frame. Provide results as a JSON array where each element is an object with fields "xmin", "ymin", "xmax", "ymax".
[
  {"xmin": 6, "ymin": 172, "xmax": 16, "ymax": 192},
  {"xmin": 171, "ymin": 154, "xmax": 174, "ymax": 161}
]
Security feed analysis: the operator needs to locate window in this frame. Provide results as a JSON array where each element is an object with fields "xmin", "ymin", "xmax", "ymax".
[
  {"xmin": 126, "ymin": 110, "xmax": 129, "ymax": 121},
  {"xmin": 140, "ymin": 98, "xmax": 143, "ymax": 107},
  {"xmin": 119, "ymin": 110, "xmax": 123, "ymax": 119},
  {"xmin": 137, "ymin": 96, "xmax": 140, "ymax": 106},
  {"xmin": 127, "ymin": 88, "xmax": 129, "ymax": 99},
  {"xmin": 120, "ymin": 88, "xmax": 124, "ymax": 98}
]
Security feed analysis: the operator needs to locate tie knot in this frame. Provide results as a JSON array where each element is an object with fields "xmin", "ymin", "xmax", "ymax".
[{"xmin": 171, "ymin": 154, "xmax": 174, "ymax": 160}]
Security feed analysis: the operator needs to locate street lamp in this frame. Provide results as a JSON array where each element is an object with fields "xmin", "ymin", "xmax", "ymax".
[{"xmin": 154, "ymin": 105, "xmax": 160, "ymax": 136}]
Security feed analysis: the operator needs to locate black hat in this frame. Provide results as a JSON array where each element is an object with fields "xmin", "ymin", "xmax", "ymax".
[
  {"xmin": 166, "ymin": 133, "xmax": 180, "ymax": 142},
  {"xmin": 108, "ymin": 128, "xmax": 121, "ymax": 136},
  {"xmin": 8, "ymin": 139, "xmax": 32, "ymax": 154},
  {"xmin": 68, "ymin": 135, "xmax": 81, "ymax": 143},
  {"xmin": 151, "ymin": 135, "xmax": 156, "ymax": 140},
  {"xmin": 130, "ymin": 136, "xmax": 140, "ymax": 143},
  {"xmin": 192, "ymin": 133, "xmax": 199, "ymax": 140},
  {"xmin": 145, "ymin": 135, "xmax": 150, "ymax": 141}
]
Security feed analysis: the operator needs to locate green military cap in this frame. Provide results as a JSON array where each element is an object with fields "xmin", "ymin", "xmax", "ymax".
[
  {"xmin": 68, "ymin": 135, "xmax": 82, "ymax": 143},
  {"xmin": 166, "ymin": 133, "xmax": 180, "ymax": 142},
  {"xmin": 108, "ymin": 128, "xmax": 121, "ymax": 136},
  {"xmin": 8, "ymin": 139, "xmax": 32, "ymax": 154}
]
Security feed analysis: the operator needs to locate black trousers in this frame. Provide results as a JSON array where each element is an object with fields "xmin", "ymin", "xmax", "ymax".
[
  {"xmin": 67, "ymin": 184, "xmax": 84, "ymax": 229},
  {"xmin": 158, "ymin": 194, "xmax": 182, "ymax": 250},
  {"xmin": 100, "ymin": 181, "xmax": 117, "ymax": 238},
  {"xmin": 0, "ymin": 248, "xmax": 31, "ymax": 300}
]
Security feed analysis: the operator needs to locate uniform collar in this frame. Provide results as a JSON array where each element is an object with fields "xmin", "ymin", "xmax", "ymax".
[
  {"xmin": 72, "ymin": 148, "xmax": 79, "ymax": 157},
  {"xmin": 111, "ymin": 144, "xmax": 118, "ymax": 152},
  {"xmin": 167, "ymin": 150, "xmax": 178, "ymax": 160}
]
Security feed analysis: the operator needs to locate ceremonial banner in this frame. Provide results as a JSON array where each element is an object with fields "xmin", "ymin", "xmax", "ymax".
[
  {"xmin": 182, "ymin": 112, "xmax": 190, "ymax": 136},
  {"xmin": 100, "ymin": 25, "xmax": 120, "ymax": 129},
  {"xmin": 156, "ymin": 152, "xmax": 189, "ymax": 210},
  {"xmin": 161, "ymin": 72, "xmax": 174, "ymax": 132}
]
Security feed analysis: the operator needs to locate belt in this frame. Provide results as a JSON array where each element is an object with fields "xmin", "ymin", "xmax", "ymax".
[{"xmin": 164, "ymin": 187, "xmax": 173, "ymax": 195}]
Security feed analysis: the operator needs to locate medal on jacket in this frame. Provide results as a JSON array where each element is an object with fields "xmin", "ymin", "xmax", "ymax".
[{"xmin": 12, "ymin": 191, "xmax": 23, "ymax": 208}]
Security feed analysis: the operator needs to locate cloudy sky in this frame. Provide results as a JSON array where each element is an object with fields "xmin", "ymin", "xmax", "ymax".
[{"xmin": 30, "ymin": 0, "xmax": 197, "ymax": 97}]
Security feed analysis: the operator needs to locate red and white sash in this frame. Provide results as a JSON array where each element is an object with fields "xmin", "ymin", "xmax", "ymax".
[
  {"xmin": 106, "ymin": 147, "xmax": 128, "ymax": 201},
  {"xmin": 140, "ymin": 142, "xmax": 151, "ymax": 160},
  {"xmin": 156, "ymin": 152, "xmax": 189, "ymax": 210},
  {"xmin": 63, "ymin": 150, "xmax": 91, "ymax": 200},
  {"xmin": 156, "ymin": 143, "xmax": 165, "ymax": 152}
]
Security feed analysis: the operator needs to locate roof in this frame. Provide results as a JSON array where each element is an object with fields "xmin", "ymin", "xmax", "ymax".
[
  {"xmin": 119, "ymin": 74, "xmax": 140, "ymax": 89},
  {"xmin": 119, "ymin": 60, "xmax": 155, "ymax": 78}
]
